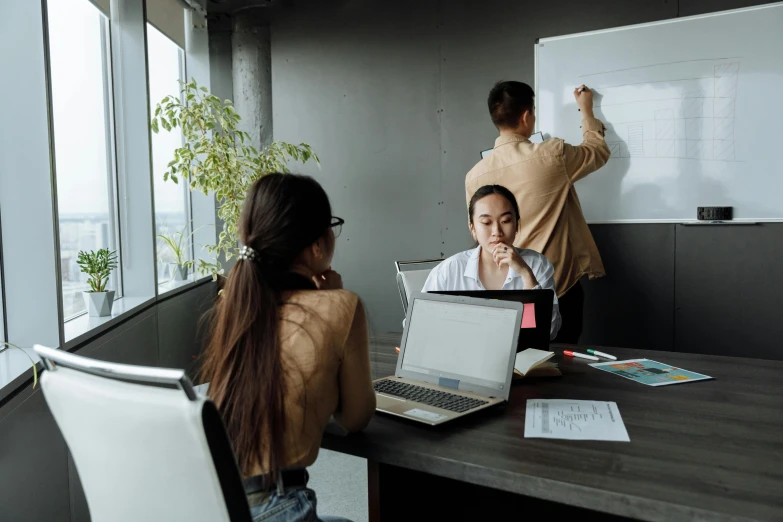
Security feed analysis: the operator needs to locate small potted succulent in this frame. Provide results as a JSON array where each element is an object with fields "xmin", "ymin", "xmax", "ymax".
[
  {"xmin": 77, "ymin": 248, "xmax": 118, "ymax": 317},
  {"xmin": 157, "ymin": 225, "xmax": 198, "ymax": 282}
]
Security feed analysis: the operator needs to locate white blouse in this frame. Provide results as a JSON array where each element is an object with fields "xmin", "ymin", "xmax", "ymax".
[{"xmin": 422, "ymin": 246, "xmax": 562, "ymax": 339}]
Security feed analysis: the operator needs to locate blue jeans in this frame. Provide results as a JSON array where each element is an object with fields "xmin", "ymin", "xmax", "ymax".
[{"xmin": 248, "ymin": 487, "xmax": 352, "ymax": 522}]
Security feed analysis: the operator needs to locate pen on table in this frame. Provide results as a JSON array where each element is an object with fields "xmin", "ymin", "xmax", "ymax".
[
  {"xmin": 587, "ymin": 349, "xmax": 616, "ymax": 360},
  {"xmin": 563, "ymin": 350, "xmax": 599, "ymax": 361}
]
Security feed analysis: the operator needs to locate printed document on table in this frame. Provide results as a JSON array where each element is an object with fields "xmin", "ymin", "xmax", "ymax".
[
  {"xmin": 524, "ymin": 399, "xmax": 630, "ymax": 441},
  {"xmin": 589, "ymin": 359, "xmax": 712, "ymax": 386}
]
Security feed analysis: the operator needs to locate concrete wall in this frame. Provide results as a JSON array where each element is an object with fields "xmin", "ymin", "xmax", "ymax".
[{"xmin": 266, "ymin": 0, "xmax": 783, "ymax": 359}]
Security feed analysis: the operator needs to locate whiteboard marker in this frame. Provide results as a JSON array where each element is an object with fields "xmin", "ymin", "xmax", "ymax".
[
  {"xmin": 564, "ymin": 350, "xmax": 599, "ymax": 361},
  {"xmin": 587, "ymin": 349, "xmax": 616, "ymax": 360}
]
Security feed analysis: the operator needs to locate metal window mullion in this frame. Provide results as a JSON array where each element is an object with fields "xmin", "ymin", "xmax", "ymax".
[
  {"xmin": 0, "ymin": 206, "xmax": 7, "ymax": 343},
  {"xmin": 41, "ymin": 0, "xmax": 66, "ymax": 346},
  {"xmin": 184, "ymin": 8, "xmax": 219, "ymax": 275},
  {"xmin": 178, "ymin": 47, "xmax": 195, "ymax": 265},
  {"xmin": 143, "ymin": 13, "xmax": 161, "ymax": 295},
  {"xmin": 113, "ymin": 9, "xmax": 131, "ymax": 276},
  {"xmin": 110, "ymin": 0, "xmax": 157, "ymax": 299},
  {"xmin": 101, "ymin": 15, "xmax": 123, "ymax": 299}
]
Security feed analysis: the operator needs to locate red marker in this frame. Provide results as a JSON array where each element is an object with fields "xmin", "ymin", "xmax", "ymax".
[{"xmin": 564, "ymin": 350, "xmax": 599, "ymax": 361}]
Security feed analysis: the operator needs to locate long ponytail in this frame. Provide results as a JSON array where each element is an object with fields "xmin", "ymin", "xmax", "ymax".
[
  {"xmin": 200, "ymin": 173, "xmax": 332, "ymax": 478},
  {"xmin": 201, "ymin": 260, "xmax": 285, "ymax": 476}
]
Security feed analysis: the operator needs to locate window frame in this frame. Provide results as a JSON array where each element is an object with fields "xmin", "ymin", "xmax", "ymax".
[
  {"xmin": 0, "ymin": 0, "xmax": 219, "ymax": 400},
  {"xmin": 47, "ymin": 2, "xmax": 124, "ymax": 322},
  {"xmin": 179, "ymin": 46, "xmax": 196, "ymax": 267},
  {"xmin": 0, "ymin": 208, "xmax": 6, "ymax": 344},
  {"xmin": 100, "ymin": 14, "xmax": 125, "ymax": 303},
  {"xmin": 149, "ymin": 24, "xmax": 196, "ymax": 292}
]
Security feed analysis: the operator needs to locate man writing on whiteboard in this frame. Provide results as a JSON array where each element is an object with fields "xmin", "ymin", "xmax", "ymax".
[{"xmin": 465, "ymin": 81, "xmax": 610, "ymax": 344}]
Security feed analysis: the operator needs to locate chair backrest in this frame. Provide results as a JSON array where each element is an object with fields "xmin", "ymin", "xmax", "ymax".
[
  {"xmin": 34, "ymin": 345, "xmax": 251, "ymax": 522},
  {"xmin": 395, "ymin": 259, "xmax": 443, "ymax": 313}
]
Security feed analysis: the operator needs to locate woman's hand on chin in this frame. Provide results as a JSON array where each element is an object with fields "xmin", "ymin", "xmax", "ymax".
[
  {"xmin": 313, "ymin": 268, "xmax": 344, "ymax": 290},
  {"xmin": 491, "ymin": 243, "xmax": 538, "ymax": 288},
  {"xmin": 491, "ymin": 242, "xmax": 523, "ymax": 271}
]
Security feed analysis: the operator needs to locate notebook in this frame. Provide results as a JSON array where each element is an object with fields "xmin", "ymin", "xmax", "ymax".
[{"xmin": 514, "ymin": 348, "xmax": 560, "ymax": 378}]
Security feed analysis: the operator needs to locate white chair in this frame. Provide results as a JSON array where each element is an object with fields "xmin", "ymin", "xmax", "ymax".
[
  {"xmin": 395, "ymin": 258, "xmax": 443, "ymax": 314},
  {"xmin": 33, "ymin": 345, "xmax": 251, "ymax": 522}
]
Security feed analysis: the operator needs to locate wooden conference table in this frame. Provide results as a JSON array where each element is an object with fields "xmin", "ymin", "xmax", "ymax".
[{"xmin": 321, "ymin": 333, "xmax": 783, "ymax": 521}]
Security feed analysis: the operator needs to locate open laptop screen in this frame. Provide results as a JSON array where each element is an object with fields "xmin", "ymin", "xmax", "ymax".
[{"xmin": 401, "ymin": 299, "xmax": 518, "ymax": 390}]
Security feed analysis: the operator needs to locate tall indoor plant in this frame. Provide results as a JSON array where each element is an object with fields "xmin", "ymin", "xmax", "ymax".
[
  {"xmin": 151, "ymin": 80, "xmax": 319, "ymax": 278},
  {"xmin": 77, "ymin": 248, "xmax": 118, "ymax": 317}
]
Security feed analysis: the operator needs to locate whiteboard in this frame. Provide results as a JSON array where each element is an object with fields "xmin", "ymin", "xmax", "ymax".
[{"xmin": 535, "ymin": 3, "xmax": 783, "ymax": 222}]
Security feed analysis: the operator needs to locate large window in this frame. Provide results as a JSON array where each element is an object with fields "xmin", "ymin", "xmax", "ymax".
[
  {"xmin": 147, "ymin": 23, "xmax": 192, "ymax": 287},
  {"xmin": 47, "ymin": 0, "xmax": 120, "ymax": 319}
]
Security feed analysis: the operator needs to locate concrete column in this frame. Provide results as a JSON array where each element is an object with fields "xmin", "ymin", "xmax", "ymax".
[
  {"xmin": 231, "ymin": 8, "xmax": 273, "ymax": 151},
  {"xmin": 208, "ymin": 14, "xmax": 234, "ymax": 103}
]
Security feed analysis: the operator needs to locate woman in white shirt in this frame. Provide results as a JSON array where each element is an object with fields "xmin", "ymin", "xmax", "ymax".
[{"xmin": 422, "ymin": 184, "xmax": 562, "ymax": 339}]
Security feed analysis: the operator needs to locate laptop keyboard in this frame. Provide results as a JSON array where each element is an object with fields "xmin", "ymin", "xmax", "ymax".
[{"xmin": 374, "ymin": 379, "xmax": 489, "ymax": 413}]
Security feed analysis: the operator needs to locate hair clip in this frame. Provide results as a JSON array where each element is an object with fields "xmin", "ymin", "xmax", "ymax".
[{"xmin": 238, "ymin": 245, "xmax": 257, "ymax": 261}]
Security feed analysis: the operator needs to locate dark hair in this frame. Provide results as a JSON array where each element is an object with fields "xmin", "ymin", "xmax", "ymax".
[
  {"xmin": 487, "ymin": 81, "xmax": 535, "ymax": 130},
  {"xmin": 200, "ymin": 173, "xmax": 332, "ymax": 477},
  {"xmin": 468, "ymin": 185, "xmax": 521, "ymax": 229}
]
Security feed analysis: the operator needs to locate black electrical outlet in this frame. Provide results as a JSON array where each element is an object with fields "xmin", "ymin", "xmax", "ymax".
[{"xmin": 697, "ymin": 206, "xmax": 733, "ymax": 221}]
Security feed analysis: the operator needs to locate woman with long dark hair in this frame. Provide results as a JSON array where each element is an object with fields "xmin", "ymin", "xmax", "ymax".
[
  {"xmin": 201, "ymin": 173, "xmax": 375, "ymax": 522},
  {"xmin": 422, "ymin": 184, "xmax": 561, "ymax": 339}
]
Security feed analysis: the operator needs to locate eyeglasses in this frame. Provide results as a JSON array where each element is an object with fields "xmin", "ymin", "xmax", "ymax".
[{"xmin": 329, "ymin": 217, "xmax": 344, "ymax": 238}]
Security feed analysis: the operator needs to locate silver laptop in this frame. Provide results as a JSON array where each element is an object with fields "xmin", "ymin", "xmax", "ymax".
[{"xmin": 374, "ymin": 292, "xmax": 523, "ymax": 426}]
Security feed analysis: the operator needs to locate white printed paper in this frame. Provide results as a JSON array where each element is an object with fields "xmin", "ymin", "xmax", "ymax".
[
  {"xmin": 524, "ymin": 399, "xmax": 630, "ymax": 442},
  {"xmin": 405, "ymin": 408, "xmax": 447, "ymax": 423}
]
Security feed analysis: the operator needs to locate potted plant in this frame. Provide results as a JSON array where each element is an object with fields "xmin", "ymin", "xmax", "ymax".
[
  {"xmin": 77, "ymin": 248, "xmax": 118, "ymax": 317},
  {"xmin": 151, "ymin": 80, "xmax": 319, "ymax": 278},
  {"xmin": 157, "ymin": 224, "xmax": 196, "ymax": 282}
]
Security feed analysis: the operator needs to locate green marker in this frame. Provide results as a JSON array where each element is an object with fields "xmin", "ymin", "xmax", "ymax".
[{"xmin": 587, "ymin": 349, "xmax": 616, "ymax": 361}]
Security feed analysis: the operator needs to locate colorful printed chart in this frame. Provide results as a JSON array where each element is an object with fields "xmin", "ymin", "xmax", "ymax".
[{"xmin": 590, "ymin": 359, "xmax": 713, "ymax": 387}]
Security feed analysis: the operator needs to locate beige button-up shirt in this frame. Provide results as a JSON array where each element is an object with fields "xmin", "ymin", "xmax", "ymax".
[{"xmin": 465, "ymin": 118, "xmax": 611, "ymax": 297}]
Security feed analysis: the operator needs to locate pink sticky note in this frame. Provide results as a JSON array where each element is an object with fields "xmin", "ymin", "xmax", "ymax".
[{"xmin": 521, "ymin": 303, "xmax": 537, "ymax": 329}]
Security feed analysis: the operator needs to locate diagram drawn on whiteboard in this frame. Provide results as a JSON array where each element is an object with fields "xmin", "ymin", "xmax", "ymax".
[{"xmin": 578, "ymin": 58, "xmax": 741, "ymax": 162}]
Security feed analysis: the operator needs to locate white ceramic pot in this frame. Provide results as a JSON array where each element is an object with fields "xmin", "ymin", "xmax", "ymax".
[{"xmin": 83, "ymin": 290, "xmax": 115, "ymax": 317}]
